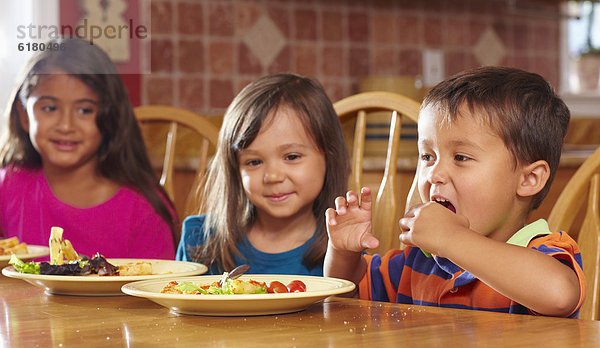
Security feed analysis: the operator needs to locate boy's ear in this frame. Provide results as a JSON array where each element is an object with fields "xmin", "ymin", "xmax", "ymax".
[
  {"xmin": 517, "ymin": 160, "xmax": 550, "ymax": 198},
  {"xmin": 16, "ymin": 100, "xmax": 30, "ymax": 133}
]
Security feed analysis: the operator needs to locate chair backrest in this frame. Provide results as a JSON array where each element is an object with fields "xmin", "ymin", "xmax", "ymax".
[
  {"xmin": 548, "ymin": 145, "xmax": 600, "ymax": 320},
  {"xmin": 333, "ymin": 91, "xmax": 421, "ymax": 254},
  {"xmin": 134, "ymin": 105, "xmax": 220, "ymax": 221}
]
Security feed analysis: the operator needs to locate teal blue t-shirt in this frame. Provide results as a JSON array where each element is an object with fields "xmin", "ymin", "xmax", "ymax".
[{"xmin": 176, "ymin": 215, "xmax": 324, "ymax": 276}]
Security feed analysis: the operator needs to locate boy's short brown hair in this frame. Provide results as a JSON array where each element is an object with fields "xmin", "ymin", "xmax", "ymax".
[{"xmin": 422, "ymin": 66, "xmax": 570, "ymax": 210}]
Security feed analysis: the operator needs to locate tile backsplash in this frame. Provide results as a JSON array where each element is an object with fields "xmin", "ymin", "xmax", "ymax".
[{"xmin": 146, "ymin": 0, "xmax": 561, "ymax": 115}]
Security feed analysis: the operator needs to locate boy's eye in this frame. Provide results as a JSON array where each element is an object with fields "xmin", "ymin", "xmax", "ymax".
[
  {"xmin": 455, "ymin": 154, "xmax": 469, "ymax": 161},
  {"xmin": 420, "ymin": 153, "xmax": 433, "ymax": 161}
]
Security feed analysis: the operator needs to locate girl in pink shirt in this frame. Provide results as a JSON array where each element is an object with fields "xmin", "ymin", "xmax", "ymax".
[{"xmin": 0, "ymin": 37, "xmax": 176, "ymax": 259}]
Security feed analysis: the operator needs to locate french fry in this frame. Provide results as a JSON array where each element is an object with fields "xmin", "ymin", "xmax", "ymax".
[
  {"xmin": 62, "ymin": 240, "xmax": 78, "ymax": 261},
  {"xmin": 49, "ymin": 226, "xmax": 64, "ymax": 264},
  {"xmin": 49, "ymin": 226, "xmax": 80, "ymax": 264},
  {"xmin": 0, "ymin": 238, "xmax": 29, "ymax": 256},
  {"xmin": 0, "ymin": 236, "xmax": 19, "ymax": 248},
  {"xmin": 118, "ymin": 261, "xmax": 152, "ymax": 276},
  {"xmin": 8, "ymin": 243, "xmax": 28, "ymax": 255}
]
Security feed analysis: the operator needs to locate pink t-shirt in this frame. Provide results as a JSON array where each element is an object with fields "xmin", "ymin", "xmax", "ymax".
[{"xmin": 0, "ymin": 166, "xmax": 175, "ymax": 259}]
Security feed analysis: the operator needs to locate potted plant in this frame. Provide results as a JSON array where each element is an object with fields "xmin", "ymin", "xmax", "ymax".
[{"xmin": 577, "ymin": 2, "xmax": 600, "ymax": 92}]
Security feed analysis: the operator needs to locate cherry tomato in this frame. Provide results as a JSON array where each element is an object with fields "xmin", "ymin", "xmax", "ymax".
[
  {"xmin": 268, "ymin": 281, "xmax": 289, "ymax": 293},
  {"xmin": 287, "ymin": 280, "xmax": 307, "ymax": 293}
]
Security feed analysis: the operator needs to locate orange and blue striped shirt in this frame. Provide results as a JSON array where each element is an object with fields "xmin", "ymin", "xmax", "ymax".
[{"xmin": 358, "ymin": 219, "xmax": 585, "ymax": 318}]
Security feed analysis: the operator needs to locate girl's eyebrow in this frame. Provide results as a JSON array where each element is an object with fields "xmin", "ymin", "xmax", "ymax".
[
  {"xmin": 277, "ymin": 143, "xmax": 311, "ymax": 151},
  {"xmin": 34, "ymin": 96, "xmax": 57, "ymax": 102},
  {"xmin": 34, "ymin": 96, "xmax": 100, "ymax": 104},
  {"xmin": 76, "ymin": 98, "xmax": 100, "ymax": 105},
  {"xmin": 240, "ymin": 143, "xmax": 311, "ymax": 154}
]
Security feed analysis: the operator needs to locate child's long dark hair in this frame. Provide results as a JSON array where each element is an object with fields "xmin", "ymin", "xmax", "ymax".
[
  {"xmin": 191, "ymin": 73, "xmax": 349, "ymax": 272},
  {"xmin": 0, "ymin": 37, "xmax": 177, "ymax": 244}
]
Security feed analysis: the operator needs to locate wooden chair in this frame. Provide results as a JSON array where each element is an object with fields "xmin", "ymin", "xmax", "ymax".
[
  {"xmin": 333, "ymin": 91, "xmax": 421, "ymax": 254},
  {"xmin": 134, "ymin": 105, "xmax": 220, "ymax": 220},
  {"xmin": 548, "ymin": 145, "xmax": 600, "ymax": 320}
]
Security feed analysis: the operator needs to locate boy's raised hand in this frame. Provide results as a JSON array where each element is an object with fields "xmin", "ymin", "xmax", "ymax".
[
  {"xmin": 325, "ymin": 187, "xmax": 379, "ymax": 252},
  {"xmin": 399, "ymin": 202, "xmax": 470, "ymax": 257}
]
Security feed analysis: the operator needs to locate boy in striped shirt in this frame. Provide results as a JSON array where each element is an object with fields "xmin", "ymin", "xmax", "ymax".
[{"xmin": 324, "ymin": 66, "xmax": 584, "ymax": 318}]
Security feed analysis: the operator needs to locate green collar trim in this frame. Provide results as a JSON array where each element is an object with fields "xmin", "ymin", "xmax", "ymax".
[{"xmin": 506, "ymin": 219, "xmax": 551, "ymax": 247}]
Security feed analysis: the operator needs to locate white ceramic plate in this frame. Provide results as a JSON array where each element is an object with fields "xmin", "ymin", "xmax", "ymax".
[
  {"xmin": 0, "ymin": 245, "xmax": 50, "ymax": 268},
  {"xmin": 1, "ymin": 259, "xmax": 207, "ymax": 296},
  {"xmin": 121, "ymin": 274, "xmax": 356, "ymax": 316}
]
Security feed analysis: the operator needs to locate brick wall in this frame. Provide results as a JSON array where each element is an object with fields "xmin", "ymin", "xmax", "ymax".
[{"xmin": 146, "ymin": 0, "xmax": 561, "ymax": 115}]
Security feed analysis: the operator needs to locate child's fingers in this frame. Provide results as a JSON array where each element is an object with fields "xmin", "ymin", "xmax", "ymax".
[
  {"xmin": 345, "ymin": 190, "xmax": 359, "ymax": 209},
  {"xmin": 325, "ymin": 208, "xmax": 338, "ymax": 226},
  {"xmin": 403, "ymin": 202, "xmax": 425, "ymax": 218},
  {"xmin": 398, "ymin": 216, "xmax": 409, "ymax": 232},
  {"xmin": 398, "ymin": 202, "xmax": 427, "ymax": 231},
  {"xmin": 359, "ymin": 187, "xmax": 372, "ymax": 211},
  {"xmin": 398, "ymin": 231, "xmax": 415, "ymax": 247},
  {"xmin": 361, "ymin": 233, "xmax": 380, "ymax": 249},
  {"xmin": 334, "ymin": 196, "xmax": 348, "ymax": 214}
]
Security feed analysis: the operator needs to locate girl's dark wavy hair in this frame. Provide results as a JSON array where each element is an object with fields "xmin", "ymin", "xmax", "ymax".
[
  {"xmin": 0, "ymin": 37, "xmax": 177, "ymax": 244},
  {"xmin": 190, "ymin": 73, "xmax": 350, "ymax": 272}
]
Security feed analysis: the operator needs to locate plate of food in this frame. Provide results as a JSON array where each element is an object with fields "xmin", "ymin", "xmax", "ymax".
[
  {"xmin": 2, "ymin": 258, "xmax": 208, "ymax": 296},
  {"xmin": 1, "ymin": 226, "xmax": 208, "ymax": 295},
  {"xmin": 0, "ymin": 237, "xmax": 50, "ymax": 268},
  {"xmin": 121, "ymin": 274, "xmax": 356, "ymax": 316}
]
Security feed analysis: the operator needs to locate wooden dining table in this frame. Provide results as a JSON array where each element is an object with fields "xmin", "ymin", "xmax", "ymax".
[{"xmin": 2, "ymin": 275, "xmax": 600, "ymax": 347}]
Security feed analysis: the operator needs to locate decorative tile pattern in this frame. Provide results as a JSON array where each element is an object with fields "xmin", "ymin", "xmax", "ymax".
[
  {"xmin": 242, "ymin": 15, "xmax": 287, "ymax": 69},
  {"xmin": 142, "ymin": 0, "xmax": 561, "ymax": 115},
  {"xmin": 474, "ymin": 27, "xmax": 507, "ymax": 66}
]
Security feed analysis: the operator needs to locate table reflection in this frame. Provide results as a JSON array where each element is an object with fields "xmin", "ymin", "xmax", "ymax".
[{"xmin": 1, "ymin": 276, "xmax": 600, "ymax": 346}]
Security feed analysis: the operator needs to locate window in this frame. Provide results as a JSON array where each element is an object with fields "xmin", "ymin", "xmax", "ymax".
[
  {"xmin": 567, "ymin": 2, "xmax": 599, "ymax": 55},
  {"xmin": 0, "ymin": 0, "xmax": 58, "ymax": 124},
  {"xmin": 561, "ymin": 1, "xmax": 600, "ymax": 117}
]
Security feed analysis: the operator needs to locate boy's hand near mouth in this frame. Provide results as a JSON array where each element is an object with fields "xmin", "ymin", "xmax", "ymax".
[{"xmin": 399, "ymin": 201, "xmax": 470, "ymax": 258}]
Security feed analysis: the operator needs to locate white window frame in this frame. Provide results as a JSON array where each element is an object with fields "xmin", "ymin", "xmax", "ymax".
[
  {"xmin": 0, "ymin": 0, "xmax": 59, "ymax": 127},
  {"xmin": 559, "ymin": 1, "xmax": 600, "ymax": 118}
]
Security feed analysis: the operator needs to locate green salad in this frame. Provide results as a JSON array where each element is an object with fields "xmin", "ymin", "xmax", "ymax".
[
  {"xmin": 9, "ymin": 254, "xmax": 40, "ymax": 274},
  {"xmin": 172, "ymin": 279, "xmax": 268, "ymax": 295},
  {"xmin": 8, "ymin": 253, "xmax": 119, "ymax": 276}
]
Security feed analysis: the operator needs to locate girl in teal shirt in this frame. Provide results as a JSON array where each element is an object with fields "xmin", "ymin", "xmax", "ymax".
[{"xmin": 177, "ymin": 74, "xmax": 349, "ymax": 275}]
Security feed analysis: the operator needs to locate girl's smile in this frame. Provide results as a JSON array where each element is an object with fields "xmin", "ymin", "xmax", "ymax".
[
  {"xmin": 237, "ymin": 106, "xmax": 326, "ymax": 222},
  {"xmin": 19, "ymin": 72, "xmax": 102, "ymax": 174},
  {"xmin": 51, "ymin": 139, "xmax": 80, "ymax": 151},
  {"xmin": 266, "ymin": 192, "xmax": 293, "ymax": 202}
]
